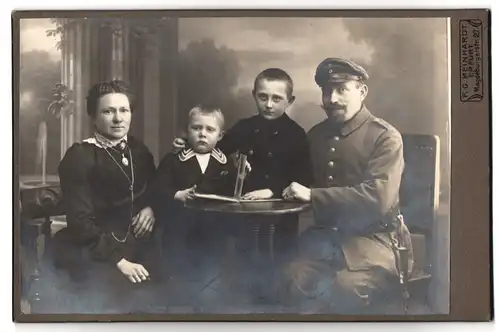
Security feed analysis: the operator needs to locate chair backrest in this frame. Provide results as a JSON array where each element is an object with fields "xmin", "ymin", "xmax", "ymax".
[
  {"xmin": 399, "ymin": 134, "xmax": 440, "ymax": 274},
  {"xmin": 399, "ymin": 134, "xmax": 440, "ymax": 231},
  {"xmin": 20, "ymin": 185, "xmax": 65, "ymax": 220}
]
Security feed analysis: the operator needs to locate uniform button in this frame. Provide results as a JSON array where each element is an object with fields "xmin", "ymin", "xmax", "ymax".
[
  {"xmin": 328, "ymin": 161, "xmax": 334, "ymax": 168},
  {"xmin": 265, "ymin": 174, "xmax": 269, "ymax": 179},
  {"xmin": 274, "ymin": 131, "xmax": 279, "ymax": 135},
  {"xmin": 248, "ymin": 150, "xmax": 254, "ymax": 156},
  {"xmin": 332, "ymin": 227, "xmax": 339, "ymax": 232},
  {"xmin": 330, "ymin": 147, "xmax": 336, "ymax": 152},
  {"xmin": 267, "ymin": 152, "xmax": 273, "ymax": 157},
  {"xmin": 254, "ymin": 128, "xmax": 260, "ymax": 133},
  {"xmin": 333, "ymin": 136, "xmax": 340, "ymax": 141},
  {"xmin": 328, "ymin": 175, "xmax": 334, "ymax": 181}
]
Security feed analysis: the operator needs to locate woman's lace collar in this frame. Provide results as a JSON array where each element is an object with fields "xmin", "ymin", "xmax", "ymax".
[{"xmin": 82, "ymin": 132, "xmax": 128, "ymax": 149}]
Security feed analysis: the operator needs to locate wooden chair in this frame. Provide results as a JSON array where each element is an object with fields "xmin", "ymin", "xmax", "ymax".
[
  {"xmin": 378, "ymin": 134, "xmax": 441, "ymax": 313},
  {"xmin": 19, "ymin": 185, "xmax": 65, "ymax": 313}
]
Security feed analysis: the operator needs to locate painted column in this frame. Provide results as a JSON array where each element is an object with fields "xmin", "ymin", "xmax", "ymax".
[
  {"xmin": 60, "ymin": 19, "xmax": 128, "ymax": 157},
  {"xmin": 60, "ymin": 19, "xmax": 67, "ymax": 160},
  {"xmin": 159, "ymin": 17, "xmax": 179, "ymax": 160},
  {"xmin": 142, "ymin": 32, "xmax": 161, "ymax": 163}
]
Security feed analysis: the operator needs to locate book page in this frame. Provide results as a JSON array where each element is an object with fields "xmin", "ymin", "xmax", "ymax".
[{"xmin": 193, "ymin": 192, "xmax": 283, "ymax": 203}]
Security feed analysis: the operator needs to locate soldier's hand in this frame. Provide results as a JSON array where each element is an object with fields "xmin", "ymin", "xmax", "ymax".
[{"xmin": 282, "ymin": 182, "xmax": 311, "ymax": 202}]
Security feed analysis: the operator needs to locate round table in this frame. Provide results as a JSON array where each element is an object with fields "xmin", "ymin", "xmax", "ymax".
[
  {"xmin": 185, "ymin": 199, "xmax": 311, "ymax": 304},
  {"xmin": 185, "ymin": 199, "xmax": 310, "ymax": 215},
  {"xmin": 185, "ymin": 199, "xmax": 310, "ymax": 260}
]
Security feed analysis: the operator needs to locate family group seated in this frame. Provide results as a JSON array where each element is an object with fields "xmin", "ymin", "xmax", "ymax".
[{"xmin": 46, "ymin": 57, "xmax": 415, "ymax": 314}]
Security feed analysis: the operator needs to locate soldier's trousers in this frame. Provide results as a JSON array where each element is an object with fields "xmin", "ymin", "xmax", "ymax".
[{"xmin": 283, "ymin": 226, "xmax": 394, "ymax": 314}]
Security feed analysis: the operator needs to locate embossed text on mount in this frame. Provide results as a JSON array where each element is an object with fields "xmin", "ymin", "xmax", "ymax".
[{"xmin": 460, "ymin": 19, "xmax": 483, "ymax": 102}]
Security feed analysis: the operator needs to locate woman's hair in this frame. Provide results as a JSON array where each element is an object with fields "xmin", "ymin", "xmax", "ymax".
[
  {"xmin": 86, "ymin": 80, "xmax": 134, "ymax": 117},
  {"xmin": 188, "ymin": 104, "xmax": 225, "ymax": 130}
]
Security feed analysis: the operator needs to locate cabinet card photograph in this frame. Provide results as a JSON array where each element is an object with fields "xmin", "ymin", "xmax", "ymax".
[{"xmin": 13, "ymin": 9, "xmax": 491, "ymax": 322}]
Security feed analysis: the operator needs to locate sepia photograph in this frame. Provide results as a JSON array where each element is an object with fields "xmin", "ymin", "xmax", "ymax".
[{"xmin": 15, "ymin": 12, "xmax": 455, "ymax": 319}]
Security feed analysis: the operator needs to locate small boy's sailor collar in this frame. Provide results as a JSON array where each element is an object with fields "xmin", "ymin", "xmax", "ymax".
[{"xmin": 178, "ymin": 148, "xmax": 227, "ymax": 164}]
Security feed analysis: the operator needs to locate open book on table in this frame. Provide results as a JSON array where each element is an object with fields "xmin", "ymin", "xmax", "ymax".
[{"xmin": 193, "ymin": 192, "xmax": 284, "ymax": 203}]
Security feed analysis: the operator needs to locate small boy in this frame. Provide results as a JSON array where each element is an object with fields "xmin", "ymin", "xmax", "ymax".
[
  {"xmin": 152, "ymin": 104, "xmax": 237, "ymax": 279},
  {"xmin": 173, "ymin": 68, "xmax": 313, "ymax": 261}
]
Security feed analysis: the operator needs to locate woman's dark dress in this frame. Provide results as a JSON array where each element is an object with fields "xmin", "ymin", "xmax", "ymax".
[{"xmin": 50, "ymin": 135, "xmax": 162, "ymax": 313}]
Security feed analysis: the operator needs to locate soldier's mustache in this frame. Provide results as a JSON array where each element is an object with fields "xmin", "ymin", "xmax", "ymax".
[{"xmin": 324, "ymin": 104, "xmax": 345, "ymax": 111}]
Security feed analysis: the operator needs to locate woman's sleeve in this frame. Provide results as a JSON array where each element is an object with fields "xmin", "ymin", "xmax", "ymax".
[
  {"xmin": 58, "ymin": 144, "xmax": 125, "ymax": 265},
  {"xmin": 139, "ymin": 146, "xmax": 158, "ymax": 211}
]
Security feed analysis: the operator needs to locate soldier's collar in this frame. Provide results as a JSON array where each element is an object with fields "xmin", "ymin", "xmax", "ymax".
[
  {"xmin": 339, "ymin": 105, "xmax": 371, "ymax": 136},
  {"xmin": 178, "ymin": 148, "xmax": 227, "ymax": 164}
]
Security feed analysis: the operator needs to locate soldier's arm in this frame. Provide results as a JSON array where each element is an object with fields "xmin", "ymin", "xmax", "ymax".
[{"xmin": 310, "ymin": 130, "xmax": 404, "ymax": 221}]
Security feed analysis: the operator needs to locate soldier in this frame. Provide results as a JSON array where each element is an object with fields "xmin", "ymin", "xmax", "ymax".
[{"xmin": 282, "ymin": 58, "xmax": 413, "ymax": 313}]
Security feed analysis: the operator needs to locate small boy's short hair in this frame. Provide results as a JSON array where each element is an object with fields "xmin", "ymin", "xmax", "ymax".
[
  {"xmin": 188, "ymin": 104, "xmax": 225, "ymax": 130},
  {"xmin": 253, "ymin": 68, "xmax": 294, "ymax": 98}
]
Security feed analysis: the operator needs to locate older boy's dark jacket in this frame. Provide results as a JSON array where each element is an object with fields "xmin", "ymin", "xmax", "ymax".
[
  {"xmin": 217, "ymin": 113, "xmax": 313, "ymax": 197},
  {"xmin": 152, "ymin": 148, "xmax": 236, "ymax": 216}
]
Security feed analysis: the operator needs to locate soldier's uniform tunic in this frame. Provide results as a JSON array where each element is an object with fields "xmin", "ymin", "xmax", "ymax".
[{"xmin": 285, "ymin": 58, "xmax": 413, "ymax": 313}]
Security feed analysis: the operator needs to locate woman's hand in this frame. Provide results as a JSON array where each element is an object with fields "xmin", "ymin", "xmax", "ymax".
[
  {"xmin": 132, "ymin": 206, "xmax": 155, "ymax": 238},
  {"xmin": 116, "ymin": 258, "xmax": 150, "ymax": 283},
  {"xmin": 242, "ymin": 189, "xmax": 274, "ymax": 200},
  {"xmin": 174, "ymin": 185, "xmax": 197, "ymax": 203}
]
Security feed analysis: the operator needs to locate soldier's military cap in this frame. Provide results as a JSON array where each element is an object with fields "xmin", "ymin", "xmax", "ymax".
[{"xmin": 314, "ymin": 57, "xmax": 369, "ymax": 87}]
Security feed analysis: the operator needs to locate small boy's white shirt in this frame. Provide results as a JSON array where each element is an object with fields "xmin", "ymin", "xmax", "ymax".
[{"xmin": 195, "ymin": 152, "xmax": 211, "ymax": 174}]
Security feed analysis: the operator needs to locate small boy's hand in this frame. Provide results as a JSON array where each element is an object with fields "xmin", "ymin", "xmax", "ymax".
[
  {"xmin": 242, "ymin": 189, "xmax": 273, "ymax": 200},
  {"xmin": 172, "ymin": 137, "xmax": 186, "ymax": 153},
  {"xmin": 174, "ymin": 185, "xmax": 197, "ymax": 202}
]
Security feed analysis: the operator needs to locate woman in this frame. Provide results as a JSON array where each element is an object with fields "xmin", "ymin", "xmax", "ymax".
[{"xmin": 53, "ymin": 80, "xmax": 161, "ymax": 313}]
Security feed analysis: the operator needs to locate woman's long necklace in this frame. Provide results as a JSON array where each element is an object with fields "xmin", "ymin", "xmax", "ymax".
[
  {"xmin": 108, "ymin": 141, "xmax": 130, "ymax": 166},
  {"xmin": 100, "ymin": 142, "xmax": 135, "ymax": 243}
]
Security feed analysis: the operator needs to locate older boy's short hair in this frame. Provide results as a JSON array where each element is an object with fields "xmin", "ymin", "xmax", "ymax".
[
  {"xmin": 253, "ymin": 68, "xmax": 294, "ymax": 98},
  {"xmin": 188, "ymin": 104, "xmax": 225, "ymax": 130}
]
